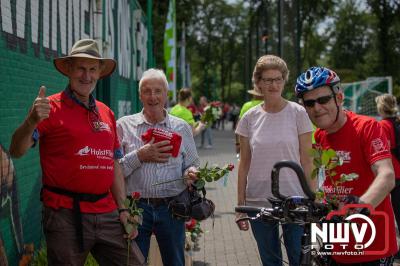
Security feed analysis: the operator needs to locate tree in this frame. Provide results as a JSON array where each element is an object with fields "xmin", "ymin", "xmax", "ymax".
[
  {"xmin": 329, "ymin": 0, "xmax": 374, "ymax": 80},
  {"xmin": 367, "ymin": 0, "xmax": 400, "ymax": 79}
]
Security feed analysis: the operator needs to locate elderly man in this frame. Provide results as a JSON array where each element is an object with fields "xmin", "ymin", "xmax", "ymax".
[
  {"xmin": 9, "ymin": 39, "xmax": 144, "ymax": 265},
  {"xmin": 295, "ymin": 66, "xmax": 398, "ymax": 265},
  {"xmin": 117, "ymin": 68, "xmax": 200, "ymax": 265}
]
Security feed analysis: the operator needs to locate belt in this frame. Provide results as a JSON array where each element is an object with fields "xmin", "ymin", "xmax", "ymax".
[
  {"xmin": 140, "ymin": 197, "xmax": 172, "ymax": 207},
  {"xmin": 41, "ymin": 185, "xmax": 108, "ymax": 252}
]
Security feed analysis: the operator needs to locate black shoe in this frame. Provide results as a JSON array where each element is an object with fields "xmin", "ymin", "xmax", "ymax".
[{"xmin": 394, "ymin": 250, "xmax": 400, "ymax": 260}]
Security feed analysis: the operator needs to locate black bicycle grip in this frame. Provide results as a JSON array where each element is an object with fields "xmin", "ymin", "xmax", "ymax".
[
  {"xmin": 271, "ymin": 161, "xmax": 315, "ymax": 201},
  {"xmin": 235, "ymin": 206, "xmax": 263, "ymax": 213}
]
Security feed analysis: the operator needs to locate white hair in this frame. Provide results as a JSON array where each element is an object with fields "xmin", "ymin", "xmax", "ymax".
[{"xmin": 139, "ymin": 68, "xmax": 169, "ymax": 92}]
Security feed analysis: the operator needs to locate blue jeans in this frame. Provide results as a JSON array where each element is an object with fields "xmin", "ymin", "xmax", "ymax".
[
  {"xmin": 201, "ymin": 127, "xmax": 212, "ymax": 146},
  {"xmin": 250, "ymin": 219, "xmax": 303, "ymax": 266},
  {"xmin": 135, "ymin": 201, "xmax": 185, "ymax": 266}
]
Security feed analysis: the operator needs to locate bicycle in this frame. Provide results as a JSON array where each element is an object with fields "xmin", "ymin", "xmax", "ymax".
[{"xmin": 235, "ymin": 160, "xmax": 330, "ymax": 266}]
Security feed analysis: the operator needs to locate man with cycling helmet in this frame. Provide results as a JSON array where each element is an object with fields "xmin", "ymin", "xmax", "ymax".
[{"xmin": 295, "ymin": 67, "xmax": 398, "ymax": 265}]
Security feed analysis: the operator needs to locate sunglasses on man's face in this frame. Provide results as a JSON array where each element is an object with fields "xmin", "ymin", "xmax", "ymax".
[{"xmin": 303, "ymin": 94, "xmax": 335, "ymax": 108}]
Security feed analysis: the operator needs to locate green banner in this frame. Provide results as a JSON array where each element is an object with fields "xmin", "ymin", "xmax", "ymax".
[{"xmin": 164, "ymin": 0, "xmax": 176, "ymax": 101}]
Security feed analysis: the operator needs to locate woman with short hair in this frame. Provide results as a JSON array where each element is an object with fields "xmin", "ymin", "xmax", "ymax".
[{"xmin": 235, "ymin": 55, "xmax": 314, "ymax": 266}]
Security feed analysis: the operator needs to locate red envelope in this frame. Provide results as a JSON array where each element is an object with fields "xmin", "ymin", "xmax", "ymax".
[{"xmin": 141, "ymin": 128, "xmax": 182, "ymax": 157}]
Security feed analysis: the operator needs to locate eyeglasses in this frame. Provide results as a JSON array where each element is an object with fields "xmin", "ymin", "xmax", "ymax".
[
  {"xmin": 88, "ymin": 109, "xmax": 102, "ymax": 132},
  {"xmin": 260, "ymin": 77, "xmax": 284, "ymax": 85},
  {"xmin": 303, "ymin": 94, "xmax": 335, "ymax": 108},
  {"xmin": 141, "ymin": 88, "xmax": 164, "ymax": 96}
]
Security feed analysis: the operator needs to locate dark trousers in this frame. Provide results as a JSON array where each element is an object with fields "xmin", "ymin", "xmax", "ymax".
[
  {"xmin": 135, "ymin": 201, "xmax": 185, "ymax": 266},
  {"xmin": 43, "ymin": 207, "xmax": 145, "ymax": 266}
]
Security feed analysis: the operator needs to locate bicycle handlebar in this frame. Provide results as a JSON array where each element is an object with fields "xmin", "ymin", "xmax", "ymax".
[
  {"xmin": 236, "ymin": 161, "xmax": 327, "ymax": 223},
  {"xmin": 271, "ymin": 161, "xmax": 315, "ymax": 201},
  {"xmin": 235, "ymin": 206, "xmax": 263, "ymax": 213}
]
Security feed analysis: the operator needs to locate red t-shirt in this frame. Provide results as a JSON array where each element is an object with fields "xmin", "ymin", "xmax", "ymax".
[
  {"xmin": 37, "ymin": 91, "xmax": 120, "ymax": 213},
  {"xmin": 378, "ymin": 118, "xmax": 400, "ymax": 179},
  {"xmin": 315, "ymin": 111, "xmax": 398, "ymax": 263}
]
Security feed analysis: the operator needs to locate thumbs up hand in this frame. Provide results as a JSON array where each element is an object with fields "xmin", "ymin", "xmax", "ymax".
[{"xmin": 27, "ymin": 86, "xmax": 51, "ymax": 126}]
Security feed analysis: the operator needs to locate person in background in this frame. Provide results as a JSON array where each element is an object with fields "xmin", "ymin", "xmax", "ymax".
[
  {"xmin": 230, "ymin": 103, "xmax": 240, "ymax": 130},
  {"xmin": 198, "ymin": 96, "xmax": 213, "ymax": 149},
  {"xmin": 117, "ymin": 69, "xmax": 200, "ymax": 266},
  {"xmin": 221, "ymin": 102, "xmax": 231, "ymax": 130},
  {"xmin": 235, "ymin": 89, "xmax": 264, "ymax": 155},
  {"xmin": 170, "ymin": 88, "xmax": 205, "ymax": 136},
  {"xmin": 9, "ymin": 39, "xmax": 143, "ymax": 265},
  {"xmin": 187, "ymin": 97, "xmax": 200, "ymax": 121},
  {"xmin": 239, "ymin": 89, "xmax": 264, "ymax": 118},
  {"xmin": 215, "ymin": 103, "xmax": 224, "ymax": 130},
  {"xmin": 296, "ymin": 66, "xmax": 397, "ymax": 265},
  {"xmin": 375, "ymin": 94, "xmax": 400, "ymax": 260},
  {"xmin": 236, "ymin": 55, "xmax": 314, "ymax": 266}
]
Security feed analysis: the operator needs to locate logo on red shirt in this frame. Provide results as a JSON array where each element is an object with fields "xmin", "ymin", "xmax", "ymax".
[
  {"xmin": 371, "ymin": 138, "xmax": 385, "ymax": 155},
  {"xmin": 75, "ymin": 146, "xmax": 113, "ymax": 159},
  {"xmin": 336, "ymin": 151, "xmax": 351, "ymax": 164}
]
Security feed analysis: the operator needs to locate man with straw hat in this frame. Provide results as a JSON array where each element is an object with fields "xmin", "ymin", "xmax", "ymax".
[{"xmin": 9, "ymin": 39, "xmax": 144, "ymax": 265}]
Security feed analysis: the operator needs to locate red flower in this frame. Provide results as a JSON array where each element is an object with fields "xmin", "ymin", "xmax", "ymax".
[
  {"xmin": 131, "ymin": 191, "xmax": 141, "ymax": 199},
  {"xmin": 227, "ymin": 164, "xmax": 234, "ymax": 171},
  {"xmin": 185, "ymin": 218, "xmax": 197, "ymax": 231},
  {"xmin": 210, "ymin": 101, "xmax": 221, "ymax": 107}
]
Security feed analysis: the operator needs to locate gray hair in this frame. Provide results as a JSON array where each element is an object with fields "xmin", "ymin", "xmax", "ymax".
[{"xmin": 139, "ymin": 68, "xmax": 169, "ymax": 92}]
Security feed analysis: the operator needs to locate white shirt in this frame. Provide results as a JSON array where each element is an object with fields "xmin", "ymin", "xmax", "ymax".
[{"xmin": 235, "ymin": 101, "xmax": 312, "ymax": 205}]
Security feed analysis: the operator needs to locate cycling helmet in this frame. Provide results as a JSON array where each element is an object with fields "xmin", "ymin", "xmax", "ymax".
[{"xmin": 295, "ymin": 67, "xmax": 340, "ymax": 98}]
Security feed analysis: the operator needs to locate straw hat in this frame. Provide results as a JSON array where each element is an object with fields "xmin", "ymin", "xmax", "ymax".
[
  {"xmin": 53, "ymin": 39, "xmax": 116, "ymax": 78},
  {"xmin": 247, "ymin": 88, "xmax": 263, "ymax": 97}
]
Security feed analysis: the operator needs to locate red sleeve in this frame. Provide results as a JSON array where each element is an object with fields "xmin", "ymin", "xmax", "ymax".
[
  {"xmin": 379, "ymin": 119, "xmax": 395, "ymax": 149},
  {"xmin": 361, "ymin": 119, "xmax": 391, "ymax": 165}
]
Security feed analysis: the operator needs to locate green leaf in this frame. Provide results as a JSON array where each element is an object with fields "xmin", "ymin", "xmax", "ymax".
[
  {"xmin": 327, "ymin": 162, "xmax": 337, "ymax": 170},
  {"xmin": 205, "ymin": 175, "xmax": 213, "ymax": 182},
  {"xmin": 315, "ymin": 190, "xmax": 325, "ymax": 200},
  {"xmin": 313, "ymin": 158, "xmax": 321, "ymax": 168},
  {"xmin": 321, "ymin": 151, "xmax": 330, "ymax": 165},
  {"xmin": 329, "ymin": 171, "xmax": 337, "ymax": 177},
  {"xmin": 308, "ymin": 148, "xmax": 320, "ymax": 158},
  {"xmin": 195, "ymin": 179, "xmax": 206, "ymax": 190},
  {"xmin": 311, "ymin": 168, "xmax": 318, "ymax": 180},
  {"xmin": 325, "ymin": 149, "xmax": 336, "ymax": 159},
  {"xmin": 123, "ymin": 199, "xmax": 130, "ymax": 208}
]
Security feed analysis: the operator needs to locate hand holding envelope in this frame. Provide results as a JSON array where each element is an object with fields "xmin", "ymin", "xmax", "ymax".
[{"xmin": 138, "ymin": 128, "xmax": 182, "ymax": 163}]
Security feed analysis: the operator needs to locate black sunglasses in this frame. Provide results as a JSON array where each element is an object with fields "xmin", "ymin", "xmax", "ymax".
[{"xmin": 303, "ymin": 94, "xmax": 335, "ymax": 108}]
